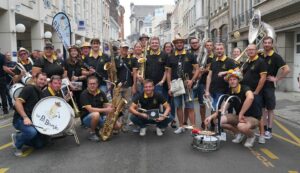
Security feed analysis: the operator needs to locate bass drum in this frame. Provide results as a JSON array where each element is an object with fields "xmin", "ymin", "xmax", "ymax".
[
  {"xmin": 9, "ymin": 83, "xmax": 24, "ymax": 101},
  {"xmin": 32, "ymin": 96, "xmax": 75, "ymax": 136},
  {"xmin": 21, "ymin": 74, "xmax": 32, "ymax": 84}
]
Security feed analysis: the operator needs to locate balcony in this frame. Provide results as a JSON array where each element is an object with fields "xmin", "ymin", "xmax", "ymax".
[{"xmin": 231, "ymin": 9, "xmax": 254, "ymax": 31}]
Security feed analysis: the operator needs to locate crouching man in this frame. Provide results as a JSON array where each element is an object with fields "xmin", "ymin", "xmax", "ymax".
[
  {"xmin": 205, "ymin": 70, "xmax": 262, "ymax": 147},
  {"xmin": 129, "ymin": 79, "xmax": 172, "ymax": 136}
]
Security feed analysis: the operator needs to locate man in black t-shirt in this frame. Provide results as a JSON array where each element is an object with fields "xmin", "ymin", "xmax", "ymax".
[
  {"xmin": 130, "ymin": 79, "xmax": 171, "ymax": 136},
  {"xmin": 11, "ymin": 72, "xmax": 48, "ymax": 156},
  {"xmin": 205, "ymin": 70, "xmax": 260, "ymax": 148},
  {"xmin": 259, "ymin": 36, "xmax": 290, "ymax": 139},
  {"xmin": 80, "ymin": 76, "xmax": 114, "ymax": 142},
  {"xmin": 0, "ymin": 53, "xmax": 11, "ymax": 114},
  {"xmin": 13, "ymin": 47, "xmax": 34, "ymax": 83}
]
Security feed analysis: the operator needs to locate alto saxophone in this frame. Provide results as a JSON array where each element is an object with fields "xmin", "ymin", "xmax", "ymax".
[
  {"xmin": 104, "ymin": 43, "xmax": 118, "ymax": 83},
  {"xmin": 100, "ymin": 82, "xmax": 127, "ymax": 141}
]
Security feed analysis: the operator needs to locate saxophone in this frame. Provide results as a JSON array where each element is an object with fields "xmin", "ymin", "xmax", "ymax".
[
  {"xmin": 99, "ymin": 82, "xmax": 127, "ymax": 141},
  {"xmin": 104, "ymin": 43, "xmax": 118, "ymax": 83}
]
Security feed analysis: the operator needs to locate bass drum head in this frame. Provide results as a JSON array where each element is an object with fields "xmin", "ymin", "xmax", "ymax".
[
  {"xmin": 9, "ymin": 83, "xmax": 24, "ymax": 101},
  {"xmin": 32, "ymin": 96, "xmax": 72, "ymax": 135}
]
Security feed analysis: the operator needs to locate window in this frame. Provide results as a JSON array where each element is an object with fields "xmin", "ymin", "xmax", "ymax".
[{"xmin": 296, "ymin": 34, "xmax": 300, "ymax": 54}]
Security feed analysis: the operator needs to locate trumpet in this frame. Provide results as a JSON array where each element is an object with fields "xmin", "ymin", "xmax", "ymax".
[
  {"xmin": 184, "ymin": 73, "xmax": 193, "ymax": 102},
  {"xmin": 62, "ymin": 78, "xmax": 81, "ymax": 118}
]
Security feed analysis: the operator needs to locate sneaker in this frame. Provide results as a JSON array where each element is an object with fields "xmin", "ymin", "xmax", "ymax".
[
  {"xmin": 201, "ymin": 122, "xmax": 205, "ymax": 130},
  {"xmin": 14, "ymin": 148, "xmax": 23, "ymax": 157},
  {"xmin": 264, "ymin": 131, "xmax": 272, "ymax": 139},
  {"xmin": 258, "ymin": 135, "xmax": 266, "ymax": 144},
  {"xmin": 170, "ymin": 120, "xmax": 177, "ymax": 128},
  {"xmin": 244, "ymin": 136, "xmax": 256, "ymax": 148},
  {"xmin": 88, "ymin": 133, "xmax": 100, "ymax": 142},
  {"xmin": 174, "ymin": 127, "xmax": 185, "ymax": 134},
  {"xmin": 3, "ymin": 109, "xmax": 9, "ymax": 115},
  {"xmin": 156, "ymin": 128, "xmax": 163, "ymax": 136},
  {"xmin": 232, "ymin": 133, "xmax": 245, "ymax": 143},
  {"xmin": 139, "ymin": 128, "xmax": 146, "ymax": 136},
  {"xmin": 11, "ymin": 133, "xmax": 17, "ymax": 148},
  {"xmin": 132, "ymin": 126, "xmax": 140, "ymax": 133}
]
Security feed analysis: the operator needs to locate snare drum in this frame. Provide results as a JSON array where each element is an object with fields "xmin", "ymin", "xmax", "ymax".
[
  {"xmin": 32, "ymin": 96, "xmax": 75, "ymax": 136},
  {"xmin": 21, "ymin": 74, "xmax": 32, "ymax": 84},
  {"xmin": 191, "ymin": 135, "xmax": 220, "ymax": 152},
  {"xmin": 9, "ymin": 83, "xmax": 24, "ymax": 101}
]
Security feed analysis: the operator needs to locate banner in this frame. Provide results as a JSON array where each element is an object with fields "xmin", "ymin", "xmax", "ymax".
[{"xmin": 52, "ymin": 12, "xmax": 71, "ymax": 49}]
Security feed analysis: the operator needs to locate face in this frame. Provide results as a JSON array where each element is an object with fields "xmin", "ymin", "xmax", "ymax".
[
  {"xmin": 205, "ymin": 42, "xmax": 214, "ymax": 53},
  {"xmin": 164, "ymin": 44, "xmax": 173, "ymax": 54},
  {"xmin": 39, "ymin": 51, "xmax": 44, "ymax": 57},
  {"xmin": 81, "ymin": 47, "xmax": 91, "ymax": 56},
  {"xmin": 91, "ymin": 41, "xmax": 100, "ymax": 51},
  {"xmin": 19, "ymin": 51, "xmax": 29, "ymax": 61},
  {"xmin": 44, "ymin": 48, "xmax": 54, "ymax": 57},
  {"xmin": 190, "ymin": 39, "xmax": 200, "ymax": 50},
  {"xmin": 36, "ymin": 74, "xmax": 47, "ymax": 88},
  {"xmin": 150, "ymin": 39, "xmax": 160, "ymax": 51},
  {"xmin": 140, "ymin": 38, "xmax": 149, "ymax": 47},
  {"xmin": 134, "ymin": 43, "xmax": 143, "ymax": 55},
  {"xmin": 263, "ymin": 38, "xmax": 273, "ymax": 51},
  {"xmin": 228, "ymin": 77, "xmax": 239, "ymax": 88},
  {"xmin": 143, "ymin": 82, "xmax": 154, "ymax": 95},
  {"xmin": 50, "ymin": 79, "xmax": 62, "ymax": 92},
  {"xmin": 246, "ymin": 45, "xmax": 257, "ymax": 58},
  {"xmin": 5, "ymin": 53, "xmax": 11, "ymax": 61},
  {"xmin": 70, "ymin": 48, "xmax": 79, "ymax": 58},
  {"xmin": 232, "ymin": 48, "xmax": 241, "ymax": 58},
  {"xmin": 120, "ymin": 47, "xmax": 129, "ymax": 57},
  {"xmin": 87, "ymin": 79, "xmax": 98, "ymax": 92},
  {"xmin": 174, "ymin": 40, "xmax": 184, "ymax": 51},
  {"xmin": 32, "ymin": 51, "xmax": 39, "ymax": 58},
  {"xmin": 128, "ymin": 48, "xmax": 134, "ymax": 55},
  {"xmin": 215, "ymin": 45, "xmax": 225, "ymax": 57}
]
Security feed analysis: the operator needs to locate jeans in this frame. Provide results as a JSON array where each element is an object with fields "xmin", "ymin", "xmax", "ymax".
[
  {"xmin": 13, "ymin": 118, "xmax": 47, "ymax": 149},
  {"xmin": 0, "ymin": 78, "xmax": 8, "ymax": 111},
  {"xmin": 211, "ymin": 92, "xmax": 223, "ymax": 111},
  {"xmin": 130, "ymin": 115, "xmax": 173, "ymax": 128},
  {"xmin": 6, "ymin": 84, "xmax": 13, "ymax": 107},
  {"xmin": 82, "ymin": 113, "xmax": 106, "ymax": 128}
]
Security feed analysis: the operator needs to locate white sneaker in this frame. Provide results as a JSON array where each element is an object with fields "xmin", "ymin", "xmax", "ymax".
[
  {"xmin": 258, "ymin": 135, "xmax": 266, "ymax": 144},
  {"xmin": 174, "ymin": 127, "xmax": 185, "ymax": 134},
  {"xmin": 232, "ymin": 133, "xmax": 244, "ymax": 143},
  {"xmin": 244, "ymin": 136, "xmax": 256, "ymax": 148},
  {"xmin": 139, "ymin": 128, "xmax": 146, "ymax": 136},
  {"xmin": 264, "ymin": 131, "xmax": 272, "ymax": 139},
  {"xmin": 14, "ymin": 148, "xmax": 23, "ymax": 157},
  {"xmin": 156, "ymin": 128, "xmax": 163, "ymax": 136},
  {"xmin": 11, "ymin": 133, "xmax": 17, "ymax": 148}
]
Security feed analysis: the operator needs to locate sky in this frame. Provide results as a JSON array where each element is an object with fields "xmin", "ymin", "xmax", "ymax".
[{"xmin": 119, "ymin": 0, "xmax": 175, "ymax": 38}]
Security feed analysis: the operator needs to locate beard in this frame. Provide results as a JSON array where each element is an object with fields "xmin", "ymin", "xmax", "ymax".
[{"xmin": 176, "ymin": 46, "xmax": 184, "ymax": 51}]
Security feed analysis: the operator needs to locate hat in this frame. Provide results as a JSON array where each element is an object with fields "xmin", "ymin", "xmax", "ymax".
[
  {"xmin": 224, "ymin": 69, "xmax": 243, "ymax": 82},
  {"xmin": 68, "ymin": 45, "xmax": 81, "ymax": 53},
  {"xmin": 139, "ymin": 33, "xmax": 150, "ymax": 41},
  {"xmin": 172, "ymin": 33, "xmax": 186, "ymax": 44},
  {"xmin": 44, "ymin": 43, "xmax": 54, "ymax": 49},
  {"xmin": 120, "ymin": 42, "xmax": 129, "ymax": 48},
  {"xmin": 81, "ymin": 42, "xmax": 91, "ymax": 48},
  {"xmin": 18, "ymin": 47, "xmax": 29, "ymax": 55}
]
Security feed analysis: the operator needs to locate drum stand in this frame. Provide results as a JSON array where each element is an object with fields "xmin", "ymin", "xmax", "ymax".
[{"xmin": 71, "ymin": 121, "xmax": 80, "ymax": 145}]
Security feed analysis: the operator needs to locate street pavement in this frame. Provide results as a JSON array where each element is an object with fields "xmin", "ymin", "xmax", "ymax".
[{"xmin": 0, "ymin": 91, "xmax": 299, "ymax": 173}]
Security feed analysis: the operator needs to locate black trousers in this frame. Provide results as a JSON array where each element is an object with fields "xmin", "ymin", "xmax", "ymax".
[{"xmin": 0, "ymin": 77, "xmax": 8, "ymax": 111}]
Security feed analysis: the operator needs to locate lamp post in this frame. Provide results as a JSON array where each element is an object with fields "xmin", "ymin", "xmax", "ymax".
[
  {"xmin": 75, "ymin": 40, "xmax": 81, "ymax": 46},
  {"xmin": 44, "ymin": 31, "xmax": 52, "ymax": 43},
  {"xmin": 15, "ymin": 23, "xmax": 26, "ymax": 33}
]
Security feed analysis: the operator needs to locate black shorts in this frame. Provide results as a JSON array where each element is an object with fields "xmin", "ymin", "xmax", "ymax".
[
  {"xmin": 262, "ymin": 87, "xmax": 276, "ymax": 110},
  {"xmin": 244, "ymin": 95, "xmax": 262, "ymax": 120}
]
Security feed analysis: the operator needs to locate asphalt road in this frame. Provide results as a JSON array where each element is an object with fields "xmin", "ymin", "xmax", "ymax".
[{"xmin": 0, "ymin": 106, "xmax": 299, "ymax": 173}]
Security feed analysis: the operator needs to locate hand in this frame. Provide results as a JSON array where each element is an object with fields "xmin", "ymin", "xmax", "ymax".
[
  {"xmin": 186, "ymin": 80, "xmax": 193, "ymax": 89},
  {"xmin": 105, "ymin": 107, "xmax": 115, "ymax": 113},
  {"xmin": 168, "ymin": 89, "xmax": 173, "ymax": 97},
  {"xmin": 71, "ymin": 76, "xmax": 78, "ymax": 81},
  {"xmin": 155, "ymin": 116, "xmax": 165, "ymax": 122},
  {"xmin": 204, "ymin": 116, "xmax": 212, "ymax": 127},
  {"xmin": 267, "ymin": 76, "xmax": 277, "ymax": 82},
  {"xmin": 89, "ymin": 68, "xmax": 96, "ymax": 75},
  {"xmin": 204, "ymin": 91, "xmax": 210, "ymax": 98},
  {"xmin": 239, "ymin": 115, "xmax": 246, "ymax": 123},
  {"xmin": 23, "ymin": 117, "xmax": 32, "ymax": 126},
  {"xmin": 218, "ymin": 71, "xmax": 227, "ymax": 77},
  {"xmin": 156, "ymin": 80, "xmax": 164, "ymax": 86},
  {"xmin": 140, "ymin": 113, "xmax": 148, "ymax": 119},
  {"xmin": 137, "ymin": 74, "xmax": 144, "ymax": 82},
  {"xmin": 20, "ymin": 70, "xmax": 26, "ymax": 76}
]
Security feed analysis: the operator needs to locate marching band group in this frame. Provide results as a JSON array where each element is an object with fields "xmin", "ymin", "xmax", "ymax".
[{"xmin": 0, "ymin": 31, "xmax": 290, "ymax": 156}]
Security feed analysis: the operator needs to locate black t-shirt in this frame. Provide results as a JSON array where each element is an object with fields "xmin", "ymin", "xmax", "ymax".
[
  {"xmin": 115, "ymin": 56, "xmax": 138, "ymax": 88},
  {"xmin": 210, "ymin": 55, "xmax": 237, "ymax": 93},
  {"xmin": 145, "ymin": 50, "xmax": 167, "ymax": 85},
  {"xmin": 5, "ymin": 60, "xmax": 17, "ymax": 84},
  {"xmin": 13, "ymin": 85, "xmax": 43, "ymax": 121},
  {"xmin": 166, "ymin": 50, "xmax": 197, "ymax": 80},
  {"xmin": 14, "ymin": 60, "xmax": 33, "ymax": 75},
  {"xmin": 80, "ymin": 89, "xmax": 108, "ymax": 117},
  {"xmin": 241, "ymin": 56, "xmax": 267, "ymax": 91},
  {"xmin": 132, "ymin": 92, "xmax": 167, "ymax": 110},
  {"xmin": 64, "ymin": 60, "xmax": 83, "ymax": 81},
  {"xmin": 83, "ymin": 52, "xmax": 110, "ymax": 85},
  {"xmin": 34, "ymin": 56, "xmax": 64, "ymax": 78},
  {"xmin": 200, "ymin": 53, "xmax": 214, "ymax": 84},
  {"xmin": 259, "ymin": 51, "xmax": 286, "ymax": 88},
  {"xmin": 0, "ymin": 53, "xmax": 6, "ymax": 78},
  {"xmin": 42, "ymin": 87, "xmax": 63, "ymax": 98},
  {"xmin": 226, "ymin": 84, "xmax": 251, "ymax": 115}
]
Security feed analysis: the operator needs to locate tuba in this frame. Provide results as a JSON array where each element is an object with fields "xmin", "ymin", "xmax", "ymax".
[
  {"xmin": 234, "ymin": 9, "xmax": 276, "ymax": 62},
  {"xmin": 104, "ymin": 42, "xmax": 118, "ymax": 83},
  {"xmin": 100, "ymin": 82, "xmax": 127, "ymax": 141}
]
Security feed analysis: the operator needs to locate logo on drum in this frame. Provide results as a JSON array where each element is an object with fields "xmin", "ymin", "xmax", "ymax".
[{"xmin": 49, "ymin": 102, "xmax": 61, "ymax": 119}]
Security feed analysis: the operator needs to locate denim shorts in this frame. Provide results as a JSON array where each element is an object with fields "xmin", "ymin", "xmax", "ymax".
[
  {"xmin": 173, "ymin": 91, "xmax": 194, "ymax": 109},
  {"xmin": 83, "ymin": 113, "xmax": 106, "ymax": 128}
]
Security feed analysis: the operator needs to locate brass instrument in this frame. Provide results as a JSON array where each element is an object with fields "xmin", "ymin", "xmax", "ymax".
[
  {"xmin": 234, "ymin": 9, "xmax": 276, "ymax": 63},
  {"xmin": 100, "ymin": 82, "xmax": 127, "ymax": 141},
  {"xmin": 104, "ymin": 43, "xmax": 118, "ymax": 83},
  {"xmin": 184, "ymin": 73, "xmax": 193, "ymax": 102},
  {"xmin": 138, "ymin": 42, "xmax": 148, "ymax": 79},
  {"xmin": 62, "ymin": 78, "xmax": 81, "ymax": 118}
]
